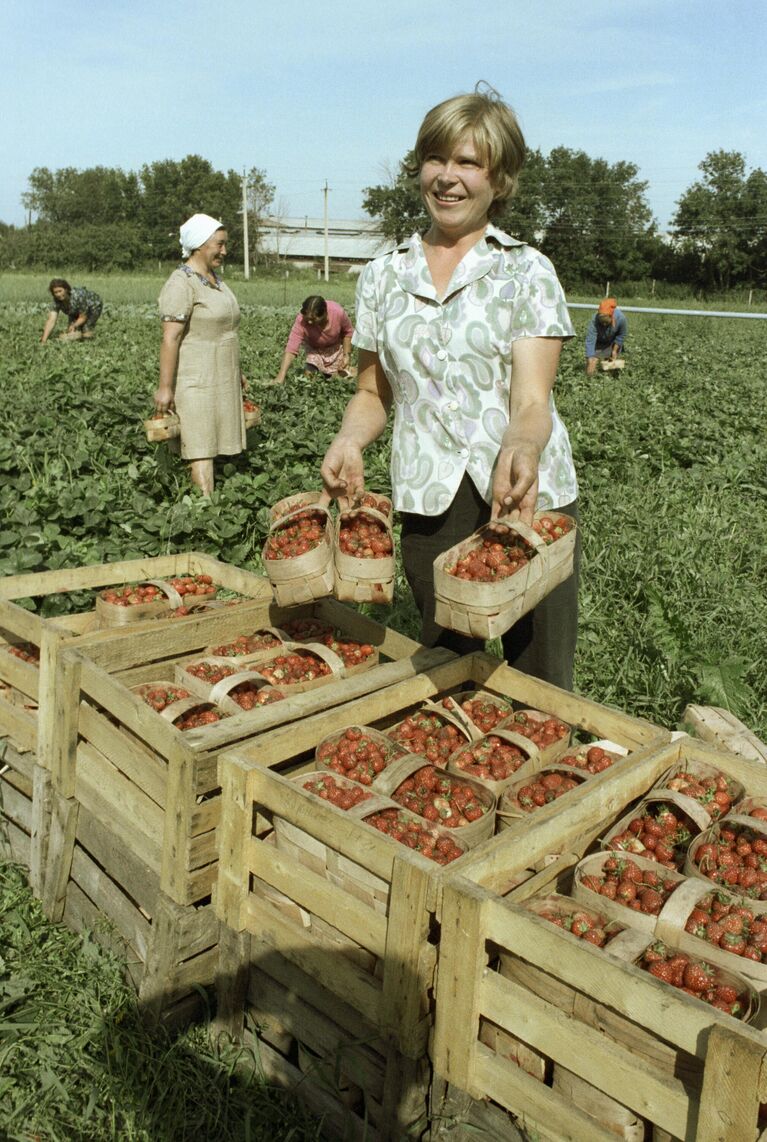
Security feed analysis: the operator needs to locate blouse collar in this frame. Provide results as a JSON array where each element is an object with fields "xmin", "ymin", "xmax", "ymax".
[
  {"xmin": 180, "ymin": 263, "xmax": 222, "ymax": 289},
  {"xmin": 395, "ymin": 223, "xmax": 525, "ymax": 303}
]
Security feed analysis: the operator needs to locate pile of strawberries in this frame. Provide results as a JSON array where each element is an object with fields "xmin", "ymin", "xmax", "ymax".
[
  {"xmin": 387, "ymin": 712, "xmax": 467, "ymax": 764},
  {"xmin": 208, "ymin": 631, "xmax": 283, "ymax": 657},
  {"xmin": 447, "ymin": 534, "xmax": 534, "ymax": 582},
  {"xmin": 258, "ymin": 651, "xmax": 332, "ymax": 687},
  {"xmin": 452, "ymin": 735, "xmax": 528, "ymax": 783},
  {"xmin": 442, "ymin": 694, "xmax": 512, "ymax": 733},
  {"xmin": 318, "ymin": 727, "xmax": 402, "ymax": 784},
  {"xmin": 559, "ymin": 746, "xmax": 616, "ymax": 775},
  {"xmin": 507, "ymin": 770, "xmax": 584, "ymax": 814},
  {"xmin": 138, "ymin": 685, "xmax": 191, "ymax": 712},
  {"xmin": 264, "ymin": 510, "xmax": 327, "ymax": 560},
  {"xmin": 684, "ymin": 892, "xmax": 767, "ymax": 964},
  {"xmin": 364, "ymin": 809, "xmax": 464, "ymax": 864},
  {"xmin": 579, "ymin": 856, "xmax": 681, "ymax": 916},
  {"xmin": 693, "ymin": 824, "xmax": 767, "ymax": 899},
  {"xmin": 639, "ymin": 941, "xmax": 749, "ymax": 1017},
  {"xmin": 661, "ymin": 769, "xmax": 737, "ymax": 820},
  {"xmin": 505, "ymin": 711, "xmax": 569, "ymax": 749},
  {"xmin": 531, "ymin": 515, "xmax": 574, "ymax": 544},
  {"xmin": 535, "ymin": 905, "xmax": 621, "ymax": 948},
  {"xmin": 101, "ymin": 575, "xmax": 215, "ymax": 606},
  {"xmin": 184, "ymin": 661, "xmax": 236, "ymax": 685},
  {"xmin": 390, "ymin": 766, "xmax": 489, "ymax": 828},
  {"xmin": 174, "ymin": 706, "xmax": 227, "ymax": 730},
  {"xmin": 606, "ymin": 802, "xmax": 693, "ymax": 869},
  {"xmin": 302, "ymin": 774, "xmax": 373, "ymax": 811},
  {"xmin": 226, "ymin": 681, "xmax": 284, "ymax": 711},
  {"xmin": 338, "ymin": 511, "xmax": 393, "ymax": 559}
]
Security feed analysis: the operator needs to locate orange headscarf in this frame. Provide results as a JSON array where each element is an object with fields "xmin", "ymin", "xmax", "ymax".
[{"xmin": 598, "ymin": 298, "xmax": 617, "ymax": 317}]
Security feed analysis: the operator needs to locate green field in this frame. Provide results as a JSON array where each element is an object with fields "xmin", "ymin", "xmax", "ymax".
[{"xmin": 1, "ymin": 274, "xmax": 767, "ymax": 1138}]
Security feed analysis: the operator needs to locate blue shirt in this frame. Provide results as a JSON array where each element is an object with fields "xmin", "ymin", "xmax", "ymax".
[{"xmin": 585, "ymin": 308, "xmax": 627, "ymax": 357}]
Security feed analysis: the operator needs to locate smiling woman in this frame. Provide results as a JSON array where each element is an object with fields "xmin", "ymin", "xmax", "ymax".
[
  {"xmin": 320, "ymin": 83, "xmax": 580, "ymax": 690},
  {"xmin": 154, "ymin": 213, "xmax": 248, "ymax": 496}
]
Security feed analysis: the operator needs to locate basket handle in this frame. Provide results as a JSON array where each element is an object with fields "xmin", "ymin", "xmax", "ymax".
[{"xmin": 141, "ymin": 578, "xmax": 185, "ymax": 609}]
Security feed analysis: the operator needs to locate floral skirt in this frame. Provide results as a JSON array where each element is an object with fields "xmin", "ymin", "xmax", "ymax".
[{"xmin": 305, "ymin": 343, "xmax": 345, "ymax": 375}]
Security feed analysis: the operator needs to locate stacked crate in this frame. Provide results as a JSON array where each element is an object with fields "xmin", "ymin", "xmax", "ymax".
[
  {"xmin": 42, "ymin": 592, "xmax": 446, "ymax": 1025},
  {"xmin": 431, "ymin": 734, "xmax": 767, "ymax": 1141},
  {"xmin": 213, "ymin": 651, "xmax": 669, "ymax": 1139},
  {"xmin": 0, "ymin": 552, "xmax": 271, "ymax": 891}
]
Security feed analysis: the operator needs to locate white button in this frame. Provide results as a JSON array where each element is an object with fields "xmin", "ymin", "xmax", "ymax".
[
  {"xmin": 447, "ymin": 401, "xmax": 458, "ymax": 411},
  {"xmin": 437, "ymin": 349, "xmax": 447, "ymax": 360}
]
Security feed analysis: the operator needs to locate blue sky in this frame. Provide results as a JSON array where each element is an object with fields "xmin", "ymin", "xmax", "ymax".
[{"xmin": 2, "ymin": 1, "xmax": 764, "ymax": 232}]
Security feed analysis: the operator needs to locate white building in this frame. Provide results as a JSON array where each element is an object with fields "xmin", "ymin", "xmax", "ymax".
[{"xmin": 258, "ymin": 216, "xmax": 391, "ymax": 269}]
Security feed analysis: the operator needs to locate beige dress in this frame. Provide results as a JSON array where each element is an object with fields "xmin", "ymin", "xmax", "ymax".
[{"xmin": 159, "ymin": 267, "xmax": 247, "ymax": 460}]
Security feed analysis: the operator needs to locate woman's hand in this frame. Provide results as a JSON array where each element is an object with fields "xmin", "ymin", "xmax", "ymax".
[
  {"xmin": 491, "ymin": 442, "xmax": 541, "ymax": 525},
  {"xmin": 240, "ymin": 373, "xmax": 248, "ymax": 392},
  {"xmin": 320, "ymin": 436, "xmax": 365, "ymax": 509},
  {"xmin": 153, "ymin": 384, "xmax": 175, "ymax": 415}
]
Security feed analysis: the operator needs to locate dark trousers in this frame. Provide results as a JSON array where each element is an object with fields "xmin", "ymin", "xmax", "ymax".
[{"xmin": 400, "ymin": 475, "xmax": 581, "ymax": 691}]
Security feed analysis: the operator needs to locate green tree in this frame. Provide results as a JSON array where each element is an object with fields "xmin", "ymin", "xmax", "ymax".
[
  {"xmin": 672, "ymin": 151, "xmax": 767, "ymax": 288},
  {"xmin": 362, "ymin": 146, "xmax": 655, "ymax": 284},
  {"xmin": 138, "ymin": 156, "xmax": 243, "ymax": 261},
  {"xmin": 21, "ymin": 166, "xmax": 141, "ymax": 227},
  {"xmin": 245, "ymin": 166, "xmax": 275, "ymax": 264}
]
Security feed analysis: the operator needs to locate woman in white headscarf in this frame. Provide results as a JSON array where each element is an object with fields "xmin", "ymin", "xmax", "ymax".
[{"xmin": 154, "ymin": 213, "xmax": 248, "ymax": 496}]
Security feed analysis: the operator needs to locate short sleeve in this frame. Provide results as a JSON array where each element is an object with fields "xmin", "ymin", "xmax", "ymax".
[
  {"xmin": 159, "ymin": 272, "xmax": 193, "ymax": 322},
  {"xmin": 350, "ymin": 262, "xmax": 378, "ymax": 352},
  {"xmin": 508, "ymin": 250, "xmax": 575, "ymax": 341}
]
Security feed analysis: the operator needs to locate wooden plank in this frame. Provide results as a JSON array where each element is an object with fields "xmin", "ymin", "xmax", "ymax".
[
  {"xmin": 42, "ymin": 792, "xmax": 80, "ymax": 921},
  {"xmin": 138, "ymin": 892, "xmax": 194, "ymax": 1019},
  {"xmin": 215, "ymin": 755, "xmax": 252, "ymax": 930},
  {"xmin": 75, "ymin": 742, "xmax": 163, "ymax": 873},
  {"xmin": 75, "ymin": 804, "xmax": 161, "ymax": 916},
  {"xmin": 432, "ymin": 879, "xmax": 488, "ymax": 1095},
  {"xmin": 29, "ymin": 764, "xmax": 52, "ymax": 894},
  {"xmin": 482, "ymin": 970, "xmax": 692, "ymax": 1138},
  {"xmin": 0, "ymin": 652, "xmax": 40, "ymax": 699},
  {"xmin": 380, "ymin": 1048, "xmax": 430, "ymax": 1140},
  {"xmin": 246, "ymin": 834, "xmax": 388, "ymax": 956},
  {"xmin": 245, "ymin": 891, "xmax": 383, "ymax": 1028},
  {"xmin": 470, "ymin": 652, "xmax": 669, "ymax": 748},
  {"xmin": 172, "ymin": 946, "xmax": 218, "ymax": 990},
  {"xmin": 182, "ymin": 649, "xmax": 456, "ymax": 753},
  {"xmin": 159, "ymin": 749, "xmax": 196, "ymax": 903},
  {"xmin": 63, "ymin": 878, "xmax": 144, "ymax": 986},
  {"xmin": 0, "ymin": 740, "xmax": 36, "ymax": 782},
  {"xmin": 380, "ymin": 857, "xmax": 433, "ymax": 1055},
  {"xmin": 696, "ymin": 1024, "xmax": 765, "ymax": 1142},
  {"xmin": 0, "ymin": 700, "xmax": 37, "ymax": 752},
  {"xmin": 245, "ymin": 932, "xmax": 381, "ymax": 1047},
  {"xmin": 683, "ymin": 704, "xmax": 767, "ymax": 765},
  {"xmin": 0, "ymin": 553, "xmax": 191, "ymax": 600},
  {"xmin": 213, "ymin": 925, "xmax": 251, "ymax": 1039},
  {"xmin": 246, "ymin": 961, "xmax": 386, "ymax": 1099},
  {"xmin": 240, "ymin": 1028, "xmax": 376, "ymax": 1142},
  {"xmin": 78, "ymin": 703, "xmax": 167, "ymax": 810},
  {"xmin": 0, "ymin": 773, "xmax": 32, "ymax": 831},
  {"xmin": 429, "ymin": 1076, "xmax": 526, "ymax": 1141},
  {"xmin": 480, "ymin": 897, "xmax": 767, "ymax": 1056},
  {"xmin": 70, "ymin": 844, "xmax": 152, "ymax": 962},
  {"xmin": 473, "ymin": 1043, "xmax": 618, "ymax": 1142},
  {"xmin": 38, "ymin": 647, "xmax": 81, "ymax": 793},
  {"xmin": 0, "ymin": 599, "xmax": 47, "ymax": 641},
  {"xmin": 0, "ymin": 815, "xmax": 31, "ymax": 866}
]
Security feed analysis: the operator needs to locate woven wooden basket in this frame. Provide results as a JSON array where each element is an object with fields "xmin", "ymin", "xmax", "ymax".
[
  {"xmin": 433, "ymin": 512, "xmax": 576, "ymax": 639},
  {"xmin": 144, "ymin": 413, "xmax": 181, "ymax": 442},
  {"xmin": 263, "ymin": 500, "xmax": 334, "ymax": 606},
  {"xmin": 334, "ymin": 500, "xmax": 395, "ymax": 605}
]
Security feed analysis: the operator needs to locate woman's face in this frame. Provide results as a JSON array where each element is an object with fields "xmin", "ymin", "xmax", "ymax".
[
  {"xmin": 420, "ymin": 133, "xmax": 495, "ymax": 237},
  {"xmin": 197, "ymin": 229, "xmax": 228, "ymax": 270},
  {"xmin": 52, "ymin": 286, "xmax": 69, "ymax": 302}
]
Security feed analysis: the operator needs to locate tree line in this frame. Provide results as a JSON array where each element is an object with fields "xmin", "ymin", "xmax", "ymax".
[
  {"xmin": 1, "ymin": 148, "xmax": 765, "ymax": 291},
  {"xmin": 364, "ymin": 147, "xmax": 767, "ymax": 292},
  {"xmin": 0, "ymin": 157, "xmax": 274, "ymax": 272}
]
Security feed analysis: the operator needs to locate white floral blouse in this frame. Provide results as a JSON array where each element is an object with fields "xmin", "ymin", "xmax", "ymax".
[{"xmin": 352, "ymin": 223, "xmax": 578, "ymax": 515}]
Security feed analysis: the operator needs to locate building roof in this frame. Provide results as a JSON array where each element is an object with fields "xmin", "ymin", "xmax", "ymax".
[{"xmin": 259, "ymin": 216, "xmax": 391, "ymax": 261}]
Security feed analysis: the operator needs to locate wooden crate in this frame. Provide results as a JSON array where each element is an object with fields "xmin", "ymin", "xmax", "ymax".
[
  {"xmin": 431, "ymin": 735, "xmax": 767, "ymax": 1142},
  {"xmin": 0, "ymin": 551, "xmax": 273, "ymax": 760},
  {"xmin": 683, "ymin": 703, "xmax": 767, "ymax": 765},
  {"xmin": 0, "ymin": 738, "xmax": 51, "ymax": 891},
  {"xmin": 212, "ymin": 652, "xmax": 669, "ymax": 1138}
]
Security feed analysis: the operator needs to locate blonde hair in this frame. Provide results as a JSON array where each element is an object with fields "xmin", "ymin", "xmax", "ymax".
[{"xmin": 408, "ymin": 83, "xmax": 526, "ymax": 218}]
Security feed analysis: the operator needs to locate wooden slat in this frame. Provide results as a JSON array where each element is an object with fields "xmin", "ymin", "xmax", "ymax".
[
  {"xmin": 78, "ymin": 703, "xmax": 167, "ymax": 809},
  {"xmin": 431, "ymin": 879, "xmax": 488, "ymax": 1095},
  {"xmin": 42, "ymin": 792, "xmax": 80, "ymax": 921},
  {"xmin": 215, "ymin": 755, "xmax": 252, "ymax": 930},
  {"xmin": 246, "ymin": 834, "xmax": 387, "ymax": 956},
  {"xmin": 0, "ymin": 553, "xmax": 192, "ymax": 600},
  {"xmin": 696, "ymin": 1024, "xmax": 766, "ymax": 1142},
  {"xmin": 160, "ymin": 751, "xmax": 196, "ymax": 902},
  {"xmin": 480, "ymin": 897, "xmax": 767, "ymax": 1057},
  {"xmin": 0, "ymin": 700, "xmax": 37, "ymax": 752},
  {"xmin": 482, "ymin": 970, "xmax": 692, "ymax": 1138},
  {"xmin": 75, "ymin": 741, "xmax": 163, "ymax": 873},
  {"xmin": 380, "ymin": 857, "xmax": 433, "ymax": 1055},
  {"xmin": 683, "ymin": 704, "xmax": 767, "ymax": 765},
  {"xmin": 0, "ymin": 653, "xmax": 39, "ymax": 699},
  {"xmin": 245, "ymin": 891, "xmax": 383, "ymax": 1028},
  {"xmin": 69, "ymin": 843, "xmax": 152, "ymax": 961},
  {"xmin": 75, "ymin": 804, "xmax": 161, "ymax": 917},
  {"xmin": 29, "ymin": 764, "xmax": 52, "ymax": 894},
  {"xmin": 474, "ymin": 1042, "xmax": 618, "ymax": 1142}
]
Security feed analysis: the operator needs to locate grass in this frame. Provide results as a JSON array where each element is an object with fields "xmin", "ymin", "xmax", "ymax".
[
  {"xmin": 0, "ymin": 860, "xmax": 324, "ymax": 1142},
  {"xmin": 1, "ymin": 280, "xmax": 767, "ymax": 1138}
]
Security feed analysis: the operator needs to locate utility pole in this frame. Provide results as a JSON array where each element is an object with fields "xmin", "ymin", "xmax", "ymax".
[
  {"xmin": 323, "ymin": 180, "xmax": 329, "ymax": 283},
  {"xmin": 242, "ymin": 169, "xmax": 250, "ymax": 281}
]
